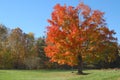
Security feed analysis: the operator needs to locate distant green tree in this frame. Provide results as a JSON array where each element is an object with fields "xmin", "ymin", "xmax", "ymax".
[
  {"xmin": 93, "ymin": 42, "xmax": 119, "ymax": 68},
  {"xmin": 23, "ymin": 32, "xmax": 39, "ymax": 69},
  {"xmin": 35, "ymin": 37, "xmax": 49, "ymax": 68}
]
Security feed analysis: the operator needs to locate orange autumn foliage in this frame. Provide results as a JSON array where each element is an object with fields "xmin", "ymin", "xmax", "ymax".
[{"xmin": 45, "ymin": 3, "xmax": 117, "ymax": 66}]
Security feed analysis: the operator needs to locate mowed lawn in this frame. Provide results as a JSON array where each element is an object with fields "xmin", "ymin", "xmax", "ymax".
[{"xmin": 0, "ymin": 69, "xmax": 120, "ymax": 80}]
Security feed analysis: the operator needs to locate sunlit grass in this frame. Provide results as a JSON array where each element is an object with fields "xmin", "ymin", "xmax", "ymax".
[{"xmin": 0, "ymin": 69, "xmax": 120, "ymax": 80}]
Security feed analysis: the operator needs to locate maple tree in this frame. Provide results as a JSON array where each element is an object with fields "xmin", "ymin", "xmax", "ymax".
[{"xmin": 45, "ymin": 3, "xmax": 117, "ymax": 74}]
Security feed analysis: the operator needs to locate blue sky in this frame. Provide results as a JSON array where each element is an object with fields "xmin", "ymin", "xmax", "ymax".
[{"xmin": 0, "ymin": 0, "xmax": 119, "ymax": 43}]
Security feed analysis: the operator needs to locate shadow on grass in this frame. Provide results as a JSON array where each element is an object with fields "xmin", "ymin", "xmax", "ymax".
[
  {"xmin": 80, "ymin": 72, "xmax": 90, "ymax": 75},
  {"xmin": 71, "ymin": 71, "xmax": 90, "ymax": 75}
]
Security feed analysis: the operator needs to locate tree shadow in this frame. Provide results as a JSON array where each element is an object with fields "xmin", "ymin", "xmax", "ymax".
[
  {"xmin": 71, "ymin": 71, "xmax": 91, "ymax": 75},
  {"xmin": 80, "ymin": 72, "xmax": 90, "ymax": 75}
]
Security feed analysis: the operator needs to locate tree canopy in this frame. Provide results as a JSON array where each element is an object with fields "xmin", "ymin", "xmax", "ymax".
[{"xmin": 45, "ymin": 3, "xmax": 118, "ymax": 74}]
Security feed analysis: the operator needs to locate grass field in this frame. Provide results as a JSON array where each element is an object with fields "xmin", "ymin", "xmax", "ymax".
[{"xmin": 0, "ymin": 69, "xmax": 120, "ymax": 80}]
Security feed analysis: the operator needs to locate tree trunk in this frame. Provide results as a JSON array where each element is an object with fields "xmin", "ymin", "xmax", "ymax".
[{"xmin": 77, "ymin": 55, "xmax": 83, "ymax": 74}]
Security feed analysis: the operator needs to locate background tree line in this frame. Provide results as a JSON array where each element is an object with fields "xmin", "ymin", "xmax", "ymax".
[
  {"xmin": 0, "ymin": 24, "xmax": 47, "ymax": 69},
  {"xmin": 0, "ymin": 24, "xmax": 120, "ymax": 70}
]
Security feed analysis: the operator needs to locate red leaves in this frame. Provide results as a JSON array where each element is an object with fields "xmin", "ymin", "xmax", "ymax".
[
  {"xmin": 45, "ymin": 45, "xmax": 59, "ymax": 58},
  {"xmin": 77, "ymin": 3, "xmax": 91, "ymax": 18},
  {"xmin": 91, "ymin": 10, "xmax": 104, "ymax": 24},
  {"xmin": 45, "ymin": 3, "xmax": 117, "ymax": 66}
]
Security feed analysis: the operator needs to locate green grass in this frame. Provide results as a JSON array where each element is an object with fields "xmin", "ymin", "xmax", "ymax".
[{"xmin": 0, "ymin": 69, "xmax": 120, "ymax": 80}]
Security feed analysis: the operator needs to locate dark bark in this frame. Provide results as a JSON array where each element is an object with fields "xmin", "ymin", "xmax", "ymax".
[{"xmin": 77, "ymin": 55, "xmax": 83, "ymax": 74}]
